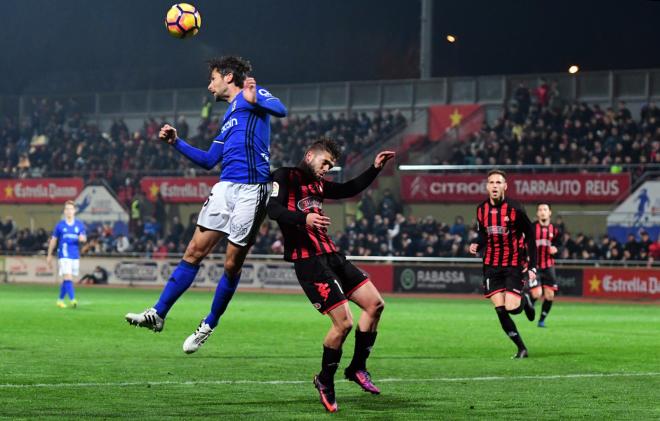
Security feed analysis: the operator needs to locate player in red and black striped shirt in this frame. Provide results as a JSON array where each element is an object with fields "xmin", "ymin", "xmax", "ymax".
[
  {"xmin": 524, "ymin": 202, "xmax": 560, "ymax": 328},
  {"xmin": 469, "ymin": 169, "xmax": 537, "ymax": 358},
  {"xmin": 267, "ymin": 138, "xmax": 395, "ymax": 413}
]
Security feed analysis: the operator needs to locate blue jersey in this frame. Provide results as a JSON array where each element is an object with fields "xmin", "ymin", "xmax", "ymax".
[
  {"xmin": 52, "ymin": 219, "xmax": 86, "ymax": 259},
  {"xmin": 173, "ymin": 85, "xmax": 287, "ymax": 184}
]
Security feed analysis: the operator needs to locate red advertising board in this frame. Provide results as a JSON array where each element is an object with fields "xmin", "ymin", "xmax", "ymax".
[
  {"xmin": 357, "ymin": 263, "xmax": 394, "ymax": 293},
  {"xmin": 401, "ymin": 173, "xmax": 630, "ymax": 204},
  {"xmin": 0, "ymin": 178, "xmax": 84, "ymax": 203},
  {"xmin": 141, "ymin": 177, "xmax": 217, "ymax": 203},
  {"xmin": 583, "ymin": 268, "xmax": 660, "ymax": 299}
]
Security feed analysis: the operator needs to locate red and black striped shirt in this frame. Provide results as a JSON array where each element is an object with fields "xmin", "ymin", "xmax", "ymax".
[
  {"xmin": 474, "ymin": 197, "xmax": 537, "ymax": 269},
  {"xmin": 267, "ymin": 165, "xmax": 381, "ymax": 261},
  {"xmin": 534, "ymin": 222, "xmax": 558, "ymax": 269}
]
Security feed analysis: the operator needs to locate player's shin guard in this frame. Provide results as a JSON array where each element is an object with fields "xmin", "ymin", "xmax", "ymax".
[
  {"xmin": 153, "ymin": 260, "xmax": 200, "ymax": 317},
  {"xmin": 203, "ymin": 271, "xmax": 241, "ymax": 328},
  {"xmin": 540, "ymin": 300, "xmax": 553, "ymax": 322},
  {"xmin": 347, "ymin": 330, "xmax": 377, "ymax": 372},
  {"xmin": 495, "ymin": 306, "xmax": 526, "ymax": 351},
  {"xmin": 319, "ymin": 346, "xmax": 342, "ymax": 385}
]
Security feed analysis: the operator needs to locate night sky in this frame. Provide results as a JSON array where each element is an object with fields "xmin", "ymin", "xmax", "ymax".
[{"xmin": 1, "ymin": 0, "xmax": 659, "ymax": 94}]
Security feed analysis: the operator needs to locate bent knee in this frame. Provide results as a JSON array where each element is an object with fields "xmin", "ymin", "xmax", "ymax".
[
  {"xmin": 184, "ymin": 243, "xmax": 208, "ymax": 264},
  {"xmin": 369, "ymin": 299, "xmax": 385, "ymax": 317},
  {"xmin": 335, "ymin": 318, "xmax": 353, "ymax": 336},
  {"xmin": 504, "ymin": 302, "xmax": 520, "ymax": 312}
]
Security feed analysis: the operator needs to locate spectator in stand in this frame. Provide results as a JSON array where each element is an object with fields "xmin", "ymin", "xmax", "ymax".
[
  {"xmin": 379, "ymin": 188, "xmax": 401, "ymax": 221},
  {"xmin": 167, "ymin": 215, "xmax": 185, "ymax": 246},
  {"xmin": 648, "ymin": 233, "xmax": 660, "ymax": 263},
  {"xmin": 639, "ymin": 231, "xmax": 653, "ymax": 257},
  {"xmin": 624, "ymin": 233, "xmax": 640, "ymax": 260},
  {"xmin": 116, "ymin": 233, "xmax": 131, "ymax": 253},
  {"xmin": 356, "ymin": 189, "xmax": 376, "ymax": 222},
  {"xmin": 514, "ymin": 82, "xmax": 531, "ymax": 118},
  {"xmin": 535, "ymin": 78, "xmax": 550, "ymax": 108},
  {"xmin": 449, "ymin": 215, "xmax": 467, "ymax": 240},
  {"xmin": 154, "ymin": 193, "xmax": 167, "ymax": 237}
]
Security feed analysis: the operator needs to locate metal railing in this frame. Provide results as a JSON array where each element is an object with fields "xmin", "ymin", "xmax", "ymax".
[
  {"xmin": 1, "ymin": 251, "xmax": 657, "ymax": 268},
  {"xmin": 13, "ymin": 68, "xmax": 660, "ymax": 123}
]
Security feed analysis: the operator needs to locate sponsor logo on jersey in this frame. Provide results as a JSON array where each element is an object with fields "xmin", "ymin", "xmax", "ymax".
[
  {"xmin": 221, "ymin": 118, "xmax": 238, "ymax": 134},
  {"xmin": 271, "ymin": 182, "xmax": 279, "ymax": 197},
  {"xmin": 487, "ymin": 226, "xmax": 509, "ymax": 234},
  {"xmin": 297, "ymin": 196, "xmax": 323, "ymax": 211}
]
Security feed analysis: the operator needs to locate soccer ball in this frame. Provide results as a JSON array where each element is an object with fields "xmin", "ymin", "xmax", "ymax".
[{"xmin": 165, "ymin": 3, "xmax": 201, "ymax": 39}]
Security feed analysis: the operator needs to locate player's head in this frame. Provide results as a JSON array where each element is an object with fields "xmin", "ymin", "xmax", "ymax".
[
  {"xmin": 207, "ymin": 56, "xmax": 253, "ymax": 102},
  {"xmin": 63, "ymin": 200, "xmax": 76, "ymax": 219},
  {"xmin": 301, "ymin": 137, "xmax": 341, "ymax": 180},
  {"xmin": 537, "ymin": 202, "xmax": 552, "ymax": 222},
  {"xmin": 486, "ymin": 169, "xmax": 507, "ymax": 203}
]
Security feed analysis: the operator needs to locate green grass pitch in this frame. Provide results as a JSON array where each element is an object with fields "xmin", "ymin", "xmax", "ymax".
[{"xmin": 0, "ymin": 283, "xmax": 658, "ymax": 420}]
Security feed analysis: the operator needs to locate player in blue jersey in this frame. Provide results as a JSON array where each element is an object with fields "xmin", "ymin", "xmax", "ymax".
[
  {"xmin": 47, "ymin": 200, "xmax": 87, "ymax": 308},
  {"xmin": 125, "ymin": 56, "xmax": 287, "ymax": 354}
]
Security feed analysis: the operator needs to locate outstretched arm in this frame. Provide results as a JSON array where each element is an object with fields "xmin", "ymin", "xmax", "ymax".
[
  {"xmin": 159, "ymin": 124, "xmax": 224, "ymax": 170},
  {"xmin": 324, "ymin": 151, "xmax": 395, "ymax": 200},
  {"xmin": 242, "ymin": 78, "xmax": 287, "ymax": 118}
]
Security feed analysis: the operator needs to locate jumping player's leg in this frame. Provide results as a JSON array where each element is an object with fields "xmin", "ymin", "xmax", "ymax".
[
  {"xmin": 294, "ymin": 255, "xmax": 349, "ymax": 413},
  {"xmin": 346, "ymin": 281, "xmax": 384, "ymax": 368},
  {"xmin": 344, "ymin": 281, "xmax": 383, "ymax": 394},
  {"xmin": 125, "ymin": 226, "xmax": 224, "ymax": 331},
  {"xmin": 315, "ymin": 302, "xmax": 353, "ymax": 412},
  {"xmin": 203, "ymin": 241, "xmax": 250, "ymax": 328},
  {"xmin": 153, "ymin": 227, "xmax": 224, "ymax": 318},
  {"xmin": 200, "ymin": 183, "xmax": 269, "ymax": 329}
]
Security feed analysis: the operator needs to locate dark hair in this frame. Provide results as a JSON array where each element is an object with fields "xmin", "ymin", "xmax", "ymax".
[
  {"xmin": 487, "ymin": 169, "xmax": 506, "ymax": 180},
  {"xmin": 537, "ymin": 202, "xmax": 552, "ymax": 210},
  {"xmin": 307, "ymin": 137, "xmax": 341, "ymax": 162},
  {"xmin": 207, "ymin": 56, "xmax": 252, "ymax": 88}
]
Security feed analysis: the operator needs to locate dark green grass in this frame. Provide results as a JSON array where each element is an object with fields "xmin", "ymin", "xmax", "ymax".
[{"xmin": 0, "ymin": 284, "xmax": 658, "ymax": 420}]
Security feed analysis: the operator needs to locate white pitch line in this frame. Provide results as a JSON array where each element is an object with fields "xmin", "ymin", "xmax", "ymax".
[{"xmin": 0, "ymin": 372, "xmax": 658, "ymax": 389}]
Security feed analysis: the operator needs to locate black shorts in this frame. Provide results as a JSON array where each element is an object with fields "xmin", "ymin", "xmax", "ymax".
[
  {"xmin": 294, "ymin": 252, "xmax": 369, "ymax": 314},
  {"xmin": 538, "ymin": 267, "xmax": 558, "ymax": 290},
  {"xmin": 483, "ymin": 265, "xmax": 524, "ymax": 298}
]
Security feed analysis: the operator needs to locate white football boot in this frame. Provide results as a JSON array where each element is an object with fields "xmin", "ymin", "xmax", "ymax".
[
  {"xmin": 125, "ymin": 308, "xmax": 165, "ymax": 332},
  {"xmin": 183, "ymin": 320, "xmax": 214, "ymax": 354}
]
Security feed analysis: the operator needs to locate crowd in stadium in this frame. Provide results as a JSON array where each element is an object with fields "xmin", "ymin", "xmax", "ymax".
[
  {"xmin": 444, "ymin": 80, "xmax": 660, "ymax": 176},
  {"xmin": 2, "ymin": 198, "xmax": 658, "ymax": 263},
  {"xmin": 1, "ymin": 92, "xmax": 658, "ymax": 263},
  {"xmin": 0, "ymin": 97, "xmax": 406, "ymax": 191}
]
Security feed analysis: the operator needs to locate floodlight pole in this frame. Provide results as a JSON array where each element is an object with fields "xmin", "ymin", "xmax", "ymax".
[{"xmin": 420, "ymin": 0, "xmax": 433, "ymax": 79}]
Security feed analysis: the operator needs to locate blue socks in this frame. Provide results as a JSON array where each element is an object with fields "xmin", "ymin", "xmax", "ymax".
[
  {"xmin": 59, "ymin": 280, "xmax": 74, "ymax": 300},
  {"xmin": 204, "ymin": 271, "xmax": 241, "ymax": 328},
  {"xmin": 153, "ymin": 260, "xmax": 200, "ymax": 317}
]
